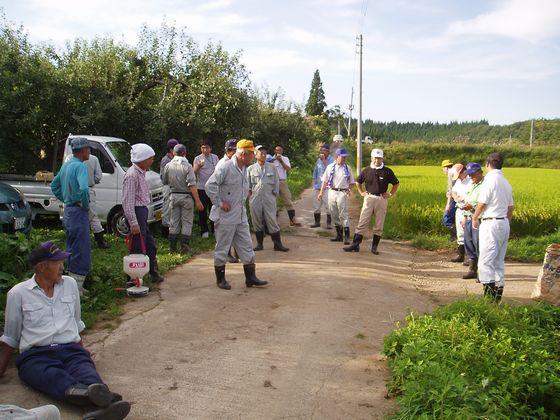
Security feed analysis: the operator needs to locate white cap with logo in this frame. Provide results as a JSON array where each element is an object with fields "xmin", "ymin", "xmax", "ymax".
[{"xmin": 371, "ymin": 148, "xmax": 384, "ymax": 158}]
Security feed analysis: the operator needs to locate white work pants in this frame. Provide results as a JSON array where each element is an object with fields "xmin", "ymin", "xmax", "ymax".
[
  {"xmin": 214, "ymin": 221, "xmax": 255, "ymax": 266},
  {"xmin": 455, "ymin": 208, "xmax": 465, "ymax": 245},
  {"xmin": 478, "ymin": 219, "xmax": 510, "ymax": 287},
  {"xmin": 328, "ymin": 189, "xmax": 349, "ymax": 228},
  {"xmin": 169, "ymin": 193, "xmax": 194, "ymax": 236},
  {"xmin": 88, "ymin": 188, "xmax": 103, "ymax": 234}
]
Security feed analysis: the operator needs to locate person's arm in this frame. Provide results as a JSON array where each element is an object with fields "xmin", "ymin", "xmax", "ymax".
[
  {"xmin": 384, "ymin": 183, "xmax": 399, "ymax": 199},
  {"xmin": 187, "ymin": 165, "xmax": 204, "ymax": 210},
  {"xmin": 205, "ymin": 164, "xmax": 230, "ymax": 211},
  {"xmin": 162, "ymin": 164, "xmax": 169, "ymax": 185},
  {"xmin": 507, "ymin": 205, "xmax": 514, "ymax": 221},
  {"xmin": 0, "ymin": 290, "xmax": 22, "ymax": 377},
  {"xmin": 51, "ymin": 171, "xmax": 63, "ymax": 202},
  {"xmin": 472, "ymin": 203, "xmax": 486, "ymax": 229},
  {"xmin": 355, "ymin": 170, "xmax": 366, "ymax": 196},
  {"xmin": 0, "ymin": 342, "xmax": 14, "ymax": 378},
  {"xmin": 77, "ymin": 164, "xmax": 90, "ymax": 209},
  {"xmin": 73, "ymin": 280, "xmax": 86, "ymax": 335},
  {"xmin": 122, "ymin": 173, "xmax": 140, "ymax": 234},
  {"xmin": 318, "ymin": 164, "xmax": 330, "ymax": 199},
  {"xmin": 94, "ymin": 158, "xmax": 102, "ymax": 184},
  {"xmin": 273, "ymin": 167, "xmax": 279, "ymax": 196},
  {"xmin": 193, "ymin": 156, "xmax": 203, "ymax": 174},
  {"xmin": 277, "ymin": 156, "xmax": 291, "ymax": 172},
  {"xmin": 317, "ymin": 180, "xmax": 327, "ymax": 200}
]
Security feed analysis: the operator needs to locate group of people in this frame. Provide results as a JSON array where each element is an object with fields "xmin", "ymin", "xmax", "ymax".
[
  {"xmin": 442, "ymin": 153, "xmax": 514, "ymax": 302},
  {"xmin": 310, "ymin": 145, "xmax": 400, "ymax": 255}
]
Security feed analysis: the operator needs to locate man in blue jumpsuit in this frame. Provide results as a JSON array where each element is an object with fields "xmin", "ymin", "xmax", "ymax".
[{"xmin": 51, "ymin": 137, "xmax": 91, "ymax": 295}]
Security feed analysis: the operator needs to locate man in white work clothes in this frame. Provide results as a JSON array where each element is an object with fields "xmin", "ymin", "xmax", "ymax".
[
  {"xmin": 318, "ymin": 148, "xmax": 355, "ymax": 245},
  {"xmin": 205, "ymin": 140, "xmax": 269, "ymax": 290},
  {"xmin": 472, "ymin": 153, "xmax": 513, "ymax": 303}
]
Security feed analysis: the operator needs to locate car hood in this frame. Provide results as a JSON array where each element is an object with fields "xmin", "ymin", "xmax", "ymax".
[
  {"xmin": 0, "ymin": 182, "xmax": 23, "ymax": 203},
  {"xmin": 145, "ymin": 170, "xmax": 163, "ymax": 191}
]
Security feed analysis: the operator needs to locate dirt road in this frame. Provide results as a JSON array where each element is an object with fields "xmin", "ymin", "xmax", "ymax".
[{"xmin": 1, "ymin": 189, "xmax": 540, "ymax": 419}]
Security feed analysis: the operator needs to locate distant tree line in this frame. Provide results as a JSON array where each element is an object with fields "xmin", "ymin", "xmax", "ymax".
[{"xmin": 0, "ymin": 16, "xmax": 330, "ymax": 174}]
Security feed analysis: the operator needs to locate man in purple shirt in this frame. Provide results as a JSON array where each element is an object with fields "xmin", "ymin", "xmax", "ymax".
[{"xmin": 123, "ymin": 143, "xmax": 164, "ymax": 283}]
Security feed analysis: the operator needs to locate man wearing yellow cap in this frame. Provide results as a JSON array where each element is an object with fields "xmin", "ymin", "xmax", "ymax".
[{"xmin": 205, "ymin": 140, "xmax": 269, "ymax": 290}]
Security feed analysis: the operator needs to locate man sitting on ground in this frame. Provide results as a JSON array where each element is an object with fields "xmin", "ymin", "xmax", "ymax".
[{"xmin": 0, "ymin": 242, "xmax": 130, "ymax": 420}]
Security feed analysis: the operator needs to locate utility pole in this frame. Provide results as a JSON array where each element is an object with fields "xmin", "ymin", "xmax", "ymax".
[
  {"xmin": 348, "ymin": 87, "xmax": 354, "ymax": 138},
  {"xmin": 530, "ymin": 119, "xmax": 534, "ymax": 148},
  {"xmin": 356, "ymin": 34, "xmax": 363, "ymax": 175}
]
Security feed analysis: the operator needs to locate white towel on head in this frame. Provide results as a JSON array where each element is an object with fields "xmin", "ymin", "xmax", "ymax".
[{"xmin": 131, "ymin": 143, "xmax": 155, "ymax": 163}]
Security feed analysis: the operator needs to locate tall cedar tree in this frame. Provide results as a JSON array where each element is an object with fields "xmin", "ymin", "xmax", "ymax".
[{"xmin": 305, "ymin": 69, "xmax": 326, "ymax": 116}]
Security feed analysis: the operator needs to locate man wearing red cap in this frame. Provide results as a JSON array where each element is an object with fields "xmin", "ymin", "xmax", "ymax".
[{"xmin": 0, "ymin": 242, "xmax": 130, "ymax": 420}]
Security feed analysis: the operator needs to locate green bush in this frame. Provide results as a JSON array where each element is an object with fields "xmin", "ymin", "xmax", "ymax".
[{"xmin": 384, "ymin": 298, "xmax": 560, "ymax": 419}]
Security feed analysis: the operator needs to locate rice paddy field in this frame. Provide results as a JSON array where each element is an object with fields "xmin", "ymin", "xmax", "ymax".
[{"xmin": 382, "ymin": 166, "xmax": 560, "ymax": 262}]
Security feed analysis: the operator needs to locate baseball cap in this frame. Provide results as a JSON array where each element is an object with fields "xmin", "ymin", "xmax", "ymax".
[
  {"xmin": 336, "ymin": 148, "xmax": 350, "ymax": 157},
  {"xmin": 371, "ymin": 148, "xmax": 384, "ymax": 158},
  {"xmin": 224, "ymin": 138, "xmax": 237, "ymax": 150},
  {"xmin": 320, "ymin": 144, "xmax": 330, "ymax": 150},
  {"xmin": 237, "ymin": 139, "xmax": 255, "ymax": 152},
  {"xmin": 29, "ymin": 241, "xmax": 70, "ymax": 266},
  {"xmin": 441, "ymin": 159, "xmax": 453, "ymax": 167},
  {"xmin": 451, "ymin": 163, "xmax": 465, "ymax": 180},
  {"xmin": 466, "ymin": 162, "xmax": 482, "ymax": 175},
  {"xmin": 166, "ymin": 139, "xmax": 179, "ymax": 150},
  {"xmin": 255, "ymin": 144, "xmax": 267, "ymax": 151},
  {"xmin": 70, "ymin": 137, "xmax": 90, "ymax": 151}
]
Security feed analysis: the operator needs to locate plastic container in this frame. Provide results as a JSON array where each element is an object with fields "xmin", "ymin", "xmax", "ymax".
[{"xmin": 123, "ymin": 253, "xmax": 150, "ymax": 279}]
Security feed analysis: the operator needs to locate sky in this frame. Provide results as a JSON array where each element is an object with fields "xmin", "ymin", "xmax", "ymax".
[{"xmin": 1, "ymin": 0, "xmax": 559, "ymax": 125}]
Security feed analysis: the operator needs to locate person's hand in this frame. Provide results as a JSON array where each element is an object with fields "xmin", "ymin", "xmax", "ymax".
[
  {"xmin": 221, "ymin": 202, "xmax": 231, "ymax": 212},
  {"xmin": 131, "ymin": 224, "xmax": 141, "ymax": 235},
  {"xmin": 361, "ymin": 191, "xmax": 368, "ymax": 197},
  {"xmin": 276, "ymin": 154, "xmax": 282, "ymax": 161},
  {"xmin": 473, "ymin": 219, "xmax": 480, "ymax": 230},
  {"xmin": 463, "ymin": 203, "xmax": 473, "ymax": 211},
  {"xmin": 196, "ymin": 200, "xmax": 204, "ymax": 211},
  {"xmin": 444, "ymin": 205, "xmax": 450, "ymax": 213},
  {"xmin": 317, "ymin": 192, "xmax": 323, "ymax": 201},
  {"xmin": 382, "ymin": 192, "xmax": 391, "ymax": 199},
  {"xmin": 461, "ymin": 219, "xmax": 466, "ymax": 229}
]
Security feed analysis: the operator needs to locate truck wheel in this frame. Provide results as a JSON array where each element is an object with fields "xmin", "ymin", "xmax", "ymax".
[{"xmin": 110, "ymin": 209, "xmax": 130, "ymax": 237}]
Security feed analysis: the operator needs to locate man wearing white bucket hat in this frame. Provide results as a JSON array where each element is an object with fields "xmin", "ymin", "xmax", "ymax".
[
  {"xmin": 122, "ymin": 143, "xmax": 164, "ymax": 283},
  {"xmin": 343, "ymin": 148, "xmax": 399, "ymax": 254},
  {"xmin": 318, "ymin": 148, "xmax": 355, "ymax": 244}
]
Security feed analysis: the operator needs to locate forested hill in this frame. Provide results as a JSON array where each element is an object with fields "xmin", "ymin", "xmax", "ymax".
[{"xmin": 361, "ymin": 119, "xmax": 560, "ymax": 145}]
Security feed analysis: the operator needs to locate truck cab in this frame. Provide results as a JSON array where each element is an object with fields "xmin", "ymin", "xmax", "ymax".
[{"xmin": 64, "ymin": 135, "xmax": 164, "ymax": 236}]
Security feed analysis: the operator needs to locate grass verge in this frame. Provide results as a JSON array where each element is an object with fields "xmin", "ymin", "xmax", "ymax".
[{"xmin": 384, "ymin": 297, "xmax": 560, "ymax": 419}]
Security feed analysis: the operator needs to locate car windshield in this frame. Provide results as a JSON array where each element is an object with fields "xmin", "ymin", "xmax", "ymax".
[{"xmin": 106, "ymin": 141, "xmax": 131, "ymax": 170}]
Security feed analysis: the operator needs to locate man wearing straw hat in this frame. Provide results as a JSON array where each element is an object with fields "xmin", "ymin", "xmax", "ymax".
[
  {"xmin": 122, "ymin": 143, "xmax": 164, "ymax": 283},
  {"xmin": 205, "ymin": 140, "xmax": 269, "ymax": 290}
]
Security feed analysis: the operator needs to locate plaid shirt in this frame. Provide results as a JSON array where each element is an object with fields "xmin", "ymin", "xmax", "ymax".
[{"xmin": 123, "ymin": 164, "xmax": 150, "ymax": 228}]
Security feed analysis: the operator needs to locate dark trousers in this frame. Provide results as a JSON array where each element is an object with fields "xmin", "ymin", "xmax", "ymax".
[
  {"xmin": 63, "ymin": 206, "xmax": 91, "ymax": 276},
  {"xmin": 464, "ymin": 218, "xmax": 479, "ymax": 260},
  {"xmin": 197, "ymin": 189, "xmax": 214, "ymax": 234},
  {"xmin": 130, "ymin": 206, "xmax": 158, "ymax": 274},
  {"xmin": 16, "ymin": 343, "xmax": 103, "ymax": 401}
]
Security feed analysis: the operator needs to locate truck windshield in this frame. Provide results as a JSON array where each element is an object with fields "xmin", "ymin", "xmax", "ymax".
[{"xmin": 106, "ymin": 141, "xmax": 131, "ymax": 170}]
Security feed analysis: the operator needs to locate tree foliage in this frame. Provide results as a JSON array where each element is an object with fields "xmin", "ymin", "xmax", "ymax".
[{"xmin": 305, "ymin": 69, "xmax": 326, "ymax": 116}]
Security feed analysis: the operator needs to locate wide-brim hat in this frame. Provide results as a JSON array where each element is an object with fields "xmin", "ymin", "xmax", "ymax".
[
  {"xmin": 451, "ymin": 163, "xmax": 465, "ymax": 180},
  {"xmin": 441, "ymin": 159, "xmax": 453, "ymax": 167}
]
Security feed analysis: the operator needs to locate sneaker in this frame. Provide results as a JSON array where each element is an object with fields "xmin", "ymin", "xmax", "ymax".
[{"xmin": 202, "ymin": 232, "xmax": 209, "ymax": 239}]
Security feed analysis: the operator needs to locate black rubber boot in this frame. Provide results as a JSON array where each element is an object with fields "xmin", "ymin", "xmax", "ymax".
[
  {"xmin": 451, "ymin": 244, "xmax": 465, "ymax": 263},
  {"xmin": 496, "ymin": 286, "xmax": 504, "ymax": 303},
  {"xmin": 94, "ymin": 232, "xmax": 109, "ymax": 249},
  {"xmin": 215, "ymin": 265, "xmax": 231, "ymax": 290},
  {"xmin": 331, "ymin": 225, "xmax": 343, "ymax": 242},
  {"xmin": 254, "ymin": 231, "xmax": 264, "ymax": 251},
  {"xmin": 160, "ymin": 225, "xmax": 169, "ymax": 238},
  {"xmin": 227, "ymin": 248, "xmax": 239, "ymax": 263},
  {"xmin": 326, "ymin": 214, "xmax": 332, "ymax": 229},
  {"xmin": 83, "ymin": 400, "xmax": 131, "ymax": 420},
  {"xmin": 371, "ymin": 235, "xmax": 381, "ymax": 255},
  {"xmin": 483, "ymin": 282, "xmax": 497, "ymax": 301},
  {"xmin": 462, "ymin": 258, "xmax": 478, "ymax": 279},
  {"xmin": 288, "ymin": 209, "xmax": 301, "ymax": 226},
  {"xmin": 168, "ymin": 234, "xmax": 178, "ymax": 252},
  {"xmin": 271, "ymin": 231, "xmax": 289, "ymax": 252},
  {"xmin": 243, "ymin": 263, "xmax": 268, "ymax": 287},
  {"xmin": 310, "ymin": 213, "xmax": 321, "ymax": 228},
  {"xmin": 343, "ymin": 233, "xmax": 363, "ymax": 252},
  {"xmin": 343, "ymin": 227, "xmax": 351, "ymax": 245},
  {"xmin": 180, "ymin": 235, "xmax": 190, "ymax": 253},
  {"xmin": 65, "ymin": 383, "xmax": 112, "ymax": 407}
]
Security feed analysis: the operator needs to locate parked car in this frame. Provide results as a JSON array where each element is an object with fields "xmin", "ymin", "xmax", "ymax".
[{"xmin": 0, "ymin": 182, "xmax": 33, "ymax": 234}]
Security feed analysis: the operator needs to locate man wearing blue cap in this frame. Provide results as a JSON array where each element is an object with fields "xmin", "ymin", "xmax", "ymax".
[
  {"xmin": 310, "ymin": 144, "xmax": 334, "ymax": 229},
  {"xmin": 318, "ymin": 148, "xmax": 355, "ymax": 244},
  {"xmin": 461, "ymin": 162, "xmax": 484, "ymax": 279},
  {"xmin": 51, "ymin": 137, "xmax": 91, "ymax": 295},
  {"xmin": 0, "ymin": 242, "xmax": 130, "ymax": 420},
  {"xmin": 159, "ymin": 139, "xmax": 179, "ymax": 236}
]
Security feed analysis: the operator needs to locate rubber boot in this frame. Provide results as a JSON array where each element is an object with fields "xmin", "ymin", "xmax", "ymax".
[
  {"xmin": 326, "ymin": 214, "xmax": 332, "ymax": 229},
  {"xmin": 168, "ymin": 234, "xmax": 178, "ymax": 252},
  {"xmin": 462, "ymin": 258, "xmax": 478, "ymax": 279},
  {"xmin": 451, "ymin": 244, "xmax": 465, "ymax": 263},
  {"xmin": 271, "ymin": 231, "xmax": 289, "ymax": 252},
  {"xmin": 227, "ymin": 247, "xmax": 239, "ymax": 263},
  {"xmin": 215, "ymin": 265, "xmax": 231, "ymax": 290},
  {"xmin": 495, "ymin": 286, "xmax": 504, "ymax": 303},
  {"xmin": 288, "ymin": 210, "xmax": 302, "ymax": 227},
  {"xmin": 243, "ymin": 263, "xmax": 268, "ymax": 287},
  {"xmin": 160, "ymin": 225, "xmax": 169, "ymax": 238},
  {"xmin": 83, "ymin": 401, "xmax": 131, "ymax": 420},
  {"xmin": 65, "ymin": 383, "xmax": 112, "ymax": 407},
  {"xmin": 371, "ymin": 235, "xmax": 381, "ymax": 255},
  {"xmin": 343, "ymin": 233, "xmax": 363, "ymax": 252},
  {"xmin": 330, "ymin": 225, "xmax": 343, "ymax": 242},
  {"xmin": 254, "ymin": 231, "xmax": 264, "ymax": 251},
  {"xmin": 310, "ymin": 213, "xmax": 321, "ymax": 228},
  {"xmin": 483, "ymin": 282, "xmax": 497, "ymax": 301},
  {"xmin": 94, "ymin": 232, "xmax": 109, "ymax": 249},
  {"xmin": 343, "ymin": 227, "xmax": 351, "ymax": 245},
  {"xmin": 69, "ymin": 272, "xmax": 88, "ymax": 296},
  {"xmin": 150, "ymin": 261, "xmax": 164, "ymax": 283},
  {"xmin": 179, "ymin": 235, "xmax": 190, "ymax": 253}
]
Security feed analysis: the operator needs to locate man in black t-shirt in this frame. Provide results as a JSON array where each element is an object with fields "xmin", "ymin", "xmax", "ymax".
[{"xmin": 343, "ymin": 148, "xmax": 399, "ymax": 254}]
